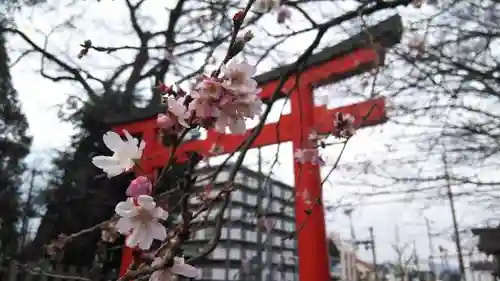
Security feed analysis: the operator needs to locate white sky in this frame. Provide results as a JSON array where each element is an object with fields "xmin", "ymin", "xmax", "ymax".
[{"xmin": 7, "ymin": 0, "xmax": 492, "ymax": 271}]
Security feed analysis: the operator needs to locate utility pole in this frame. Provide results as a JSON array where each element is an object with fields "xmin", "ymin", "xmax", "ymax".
[
  {"xmin": 356, "ymin": 227, "xmax": 378, "ymax": 281},
  {"xmin": 370, "ymin": 227, "xmax": 379, "ymax": 281},
  {"xmin": 344, "ymin": 207, "xmax": 357, "ymax": 250},
  {"xmin": 413, "ymin": 240, "xmax": 421, "ymax": 272},
  {"xmin": 442, "ymin": 153, "xmax": 467, "ymax": 281},
  {"xmin": 425, "ymin": 217, "xmax": 436, "ymax": 278}
]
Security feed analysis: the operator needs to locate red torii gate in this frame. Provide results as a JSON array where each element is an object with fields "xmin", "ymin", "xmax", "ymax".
[{"xmin": 108, "ymin": 15, "xmax": 402, "ymax": 281}]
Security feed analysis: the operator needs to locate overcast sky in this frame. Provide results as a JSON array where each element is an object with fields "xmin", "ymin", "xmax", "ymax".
[{"xmin": 7, "ymin": 0, "xmax": 491, "ymax": 271}]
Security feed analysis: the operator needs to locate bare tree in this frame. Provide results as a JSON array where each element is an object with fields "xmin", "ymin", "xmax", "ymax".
[
  {"xmin": 4, "ymin": 0, "xmax": 419, "ymax": 279},
  {"xmin": 326, "ymin": 0, "xmax": 500, "ymax": 220}
]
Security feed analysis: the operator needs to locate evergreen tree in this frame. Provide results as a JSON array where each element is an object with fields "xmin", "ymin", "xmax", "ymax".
[
  {"xmin": 0, "ymin": 19, "xmax": 32, "ymax": 256},
  {"xmin": 21, "ymin": 92, "xmax": 137, "ymax": 265}
]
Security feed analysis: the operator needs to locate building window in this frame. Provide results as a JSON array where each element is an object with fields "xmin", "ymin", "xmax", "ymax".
[
  {"xmin": 196, "ymin": 176, "xmax": 210, "ymax": 186},
  {"xmin": 212, "ymin": 248, "xmax": 226, "ymax": 259},
  {"xmin": 202, "ymin": 268, "xmax": 212, "ymax": 279},
  {"xmin": 247, "ymin": 230, "xmax": 257, "ymax": 242},
  {"xmin": 272, "ymin": 201, "xmax": 280, "ymax": 212},
  {"xmin": 216, "ymin": 170, "xmax": 230, "ymax": 183},
  {"xmin": 235, "ymin": 173, "xmax": 245, "ymax": 185},
  {"xmin": 231, "ymin": 207, "xmax": 243, "ymax": 219},
  {"xmin": 272, "ymin": 185, "xmax": 281, "ymax": 198},
  {"xmin": 195, "ymin": 229, "xmax": 206, "ymax": 239},
  {"xmin": 261, "ymin": 268, "xmax": 270, "ymax": 280},
  {"xmin": 284, "ymin": 189, "xmax": 292, "ymax": 199},
  {"xmin": 247, "ymin": 194, "xmax": 257, "ymax": 205},
  {"xmin": 230, "ymin": 228, "xmax": 242, "ymax": 240},
  {"xmin": 273, "ymin": 253, "xmax": 281, "ymax": 263},
  {"xmin": 228, "ymin": 269, "xmax": 239, "ymax": 279},
  {"xmin": 284, "ymin": 206, "xmax": 294, "ymax": 215},
  {"xmin": 262, "ymin": 197, "xmax": 270, "ymax": 207},
  {"xmin": 212, "ymin": 268, "xmax": 226, "ymax": 280},
  {"xmin": 229, "ymin": 248, "xmax": 241, "ymax": 259},
  {"xmin": 273, "ymin": 235, "xmax": 281, "ymax": 246},
  {"xmin": 221, "ymin": 227, "xmax": 228, "ymax": 239},
  {"xmin": 208, "ymin": 208, "xmax": 218, "ymax": 219},
  {"xmin": 286, "ymin": 221, "xmax": 294, "ymax": 231},
  {"xmin": 232, "ymin": 190, "xmax": 243, "ymax": 202},
  {"xmin": 206, "ymin": 227, "xmax": 214, "ymax": 237},
  {"xmin": 248, "ymin": 177, "xmax": 258, "ymax": 188}
]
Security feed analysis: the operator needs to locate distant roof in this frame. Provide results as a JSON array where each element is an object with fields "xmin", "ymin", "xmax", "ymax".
[{"xmin": 105, "ymin": 14, "xmax": 403, "ymax": 126}]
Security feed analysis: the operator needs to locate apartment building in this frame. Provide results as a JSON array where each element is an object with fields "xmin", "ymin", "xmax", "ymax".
[{"xmin": 184, "ymin": 164, "xmax": 299, "ymax": 281}]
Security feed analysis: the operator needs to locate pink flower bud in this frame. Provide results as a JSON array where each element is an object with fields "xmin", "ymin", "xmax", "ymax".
[
  {"xmin": 157, "ymin": 113, "xmax": 173, "ymax": 129},
  {"xmin": 126, "ymin": 176, "xmax": 152, "ymax": 198},
  {"xmin": 233, "ymin": 11, "xmax": 244, "ymax": 22},
  {"xmin": 156, "ymin": 82, "xmax": 170, "ymax": 93}
]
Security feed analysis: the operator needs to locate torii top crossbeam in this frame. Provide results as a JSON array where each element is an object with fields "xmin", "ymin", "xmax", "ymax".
[{"xmin": 107, "ymin": 14, "xmax": 402, "ymax": 281}]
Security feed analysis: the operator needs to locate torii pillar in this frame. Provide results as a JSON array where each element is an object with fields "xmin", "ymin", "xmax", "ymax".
[{"xmin": 107, "ymin": 14, "xmax": 402, "ymax": 281}]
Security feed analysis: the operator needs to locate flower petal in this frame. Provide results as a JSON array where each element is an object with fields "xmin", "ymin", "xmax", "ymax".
[
  {"xmin": 115, "ymin": 217, "xmax": 133, "ymax": 234},
  {"xmin": 153, "ymin": 207, "xmax": 169, "ymax": 220},
  {"xmin": 115, "ymin": 199, "xmax": 139, "ymax": 218},
  {"xmin": 123, "ymin": 129, "xmax": 139, "ymax": 147},
  {"xmin": 138, "ymin": 140, "xmax": 146, "ymax": 155},
  {"xmin": 149, "ymin": 271, "xmax": 163, "ymax": 281},
  {"xmin": 137, "ymin": 228, "xmax": 154, "ymax": 250},
  {"xmin": 102, "ymin": 131, "xmax": 124, "ymax": 152},
  {"xmin": 150, "ymin": 222, "xmax": 167, "ymax": 241},
  {"xmin": 229, "ymin": 118, "xmax": 246, "ymax": 134},
  {"xmin": 137, "ymin": 195, "xmax": 156, "ymax": 210},
  {"xmin": 177, "ymin": 117, "xmax": 190, "ymax": 128},
  {"xmin": 125, "ymin": 227, "xmax": 141, "ymax": 248},
  {"xmin": 92, "ymin": 155, "xmax": 121, "ymax": 170},
  {"xmin": 171, "ymin": 260, "xmax": 201, "ymax": 278}
]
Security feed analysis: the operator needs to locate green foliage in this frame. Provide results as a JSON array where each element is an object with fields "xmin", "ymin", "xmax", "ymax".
[{"xmin": 0, "ymin": 21, "xmax": 32, "ymax": 255}]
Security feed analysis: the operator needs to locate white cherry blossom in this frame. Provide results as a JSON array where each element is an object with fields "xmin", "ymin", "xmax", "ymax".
[
  {"xmin": 253, "ymin": 0, "xmax": 280, "ymax": 13},
  {"xmin": 220, "ymin": 60, "xmax": 259, "ymax": 94},
  {"xmin": 149, "ymin": 257, "xmax": 201, "ymax": 281},
  {"xmin": 164, "ymin": 95, "xmax": 190, "ymax": 128},
  {"xmin": 92, "ymin": 130, "xmax": 146, "ymax": 177},
  {"xmin": 114, "ymin": 195, "xmax": 168, "ymax": 250}
]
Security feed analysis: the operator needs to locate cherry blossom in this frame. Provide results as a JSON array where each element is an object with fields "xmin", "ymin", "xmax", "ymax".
[
  {"xmin": 149, "ymin": 257, "xmax": 201, "ymax": 281},
  {"xmin": 253, "ymin": 0, "xmax": 280, "ymax": 13},
  {"xmin": 157, "ymin": 95, "xmax": 191, "ymax": 133},
  {"xmin": 332, "ymin": 112, "xmax": 356, "ymax": 138},
  {"xmin": 301, "ymin": 189, "xmax": 313, "ymax": 206},
  {"xmin": 126, "ymin": 176, "xmax": 153, "ymax": 198},
  {"xmin": 92, "ymin": 130, "xmax": 146, "ymax": 177},
  {"xmin": 220, "ymin": 60, "xmax": 259, "ymax": 94},
  {"xmin": 277, "ymin": 7, "xmax": 291, "ymax": 23},
  {"xmin": 294, "ymin": 148, "xmax": 325, "ymax": 165},
  {"xmin": 114, "ymin": 195, "xmax": 168, "ymax": 250},
  {"xmin": 188, "ymin": 61, "xmax": 262, "ymax": 134},
  {"xmin": 101, "ymin": 221, "xmax": 120, "ymax": 243}
]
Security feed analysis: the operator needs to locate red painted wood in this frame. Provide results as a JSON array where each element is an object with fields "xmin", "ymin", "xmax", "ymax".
[
  {"xmin": 112, "ymin": 98, "xmax": 385, "ymax": 167},
  {"xmin": 290, "ymin": 84, "xmax": 330, "ymax": 281},
  {"xmin": 114, "ymin": 47, "xmax": 386, "ymax": 280}
]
